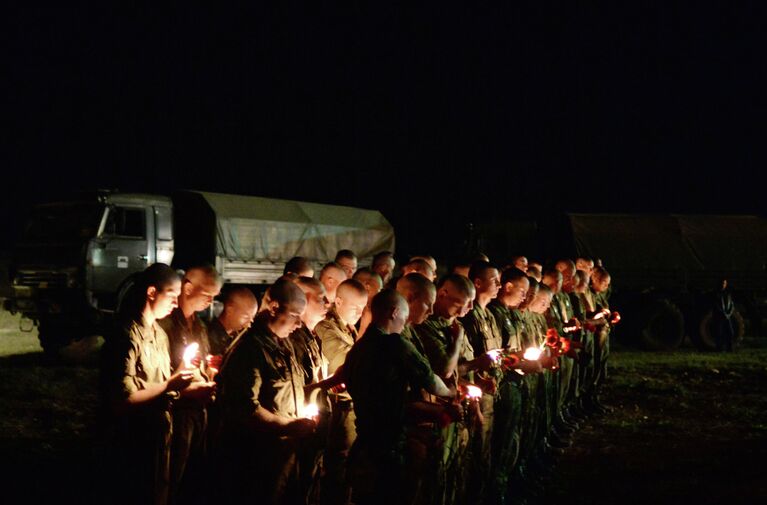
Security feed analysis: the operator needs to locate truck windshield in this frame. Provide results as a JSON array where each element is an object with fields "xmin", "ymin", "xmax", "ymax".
[{"xmin": 22, "ymin": 202, "xmax": 104, "ymax": 242}]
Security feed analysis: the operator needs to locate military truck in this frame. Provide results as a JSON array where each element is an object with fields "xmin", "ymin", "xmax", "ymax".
[
  {"xmin": 475, "ymin": 214, "xmax": 767, "ymax": 350},
  {"xmin": 4, "ymin": 190, "xmax": 395, "ymax": 353}
]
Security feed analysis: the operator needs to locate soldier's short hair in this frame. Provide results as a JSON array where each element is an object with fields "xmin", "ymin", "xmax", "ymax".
[
  {"xmin": 221, "ymin": 286, "xmax": 257, "ymax": 306},
  {"xmin": 468, "ymin": 260, "xmax": 499, "ymax": 282},
  {"xmin": 337, "ymin": 278, "xmax": 368, "ymax": 299},
  {"xmin": 320, "ymin": 261, "xmax": 345, "ymax": 277},
  {"xmin": 184, "ymin": 264, "xmax": 222, "ymax": 286},
  {"xmin": 537, "ymin": 283, "xmax": 553, "ymax": 296},
  {"xmin": 437, "ymin": 273, "xmax": 475, "ymax": 298},
  {"xmin": 284, "ymin": 256, "xmax": 313, "ymax": 276},
  {"xmin": 397, "ymin": 272, "xmax": 436, "ymax": 299},
  {"xmin": 501, "ymin": 267, "xmax": 528, "ymax": 286},
  {"xmin": 353, "ymin": 267, "xmax": 383, "ymax": 289},
  {"xmin": 543, "ymin": 269, "xmax": 563, "ymax": 283},
  {"xmin": 403, "ymin": 258, "xmax": 434, "ymax": 278},
  {"xmin": 295, "ymin": 276, "xmax": 324, "ymax": 292},
  {"xmin": 370, "ymin": 289, "xmax": 407, "ymax": 322},
  {"xmin": 592, "ymin": 266, "xmax": 610, "ymax": 282},
  {"xmin": 555, "ymin": 259, "xmax": 576, "ymax": 273},
  {"xmin": 269, "ymin": 278, "xmax": 306, "ymax": 307},
  {"xmin": 335, "ymin": 249, "xmax": 357, "ymax": 262},
  {"xmin": 372, "ymin": 251, "xmax": 394, "ymax": 267}
]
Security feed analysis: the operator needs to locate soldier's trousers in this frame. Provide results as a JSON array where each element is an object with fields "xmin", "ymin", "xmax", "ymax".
[
  {"xmin": 490, "ymin": 379, "xmax": 523, "ymax": 503},
  {"xmin": 592, "ymin": 328, "xmax": 610, "ymax": 395},
  {"xmin": 169, "ymin": 406, "xmax": 207, "ymax": 505},
  {"xmin": 323, "ymin": 397, "xmax": 356, "ymax": 505}
]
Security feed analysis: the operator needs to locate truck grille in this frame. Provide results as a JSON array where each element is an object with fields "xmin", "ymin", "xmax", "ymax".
[{"xmin": 16, "ymin": 271, "xmax": 69, "ymax": 288}]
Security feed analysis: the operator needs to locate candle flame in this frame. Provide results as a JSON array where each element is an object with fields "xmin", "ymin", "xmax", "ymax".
[
  {"xmin": 486, "ymin": 349, "xmax": 501, "ymax": 363},
  {"xmin": 523, "ymin": 347, "xmax": 542, "ymax": 361},
  {"xmin": 466, "ymin": 385, "xmax": 483, "ymax": 399},
  {"xmin": 183, "ymin": 343, "xmax": 199, "ymax": 368},
  {"xmin": 304, "ymin": 403, "xmax": 319, "ymax": 419}
]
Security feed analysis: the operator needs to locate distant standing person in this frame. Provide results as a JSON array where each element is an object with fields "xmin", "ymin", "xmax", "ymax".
[{"xmin": 713, "ymin": 279, "xmax": 735, "ymax": 352}]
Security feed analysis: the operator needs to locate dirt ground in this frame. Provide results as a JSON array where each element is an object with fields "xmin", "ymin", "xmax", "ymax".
[{"xmin": 1, "ymin": 310, "xmax": 766, "ymax": 504}]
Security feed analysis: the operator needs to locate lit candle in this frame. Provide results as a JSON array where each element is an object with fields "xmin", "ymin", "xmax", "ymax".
[
  {"xmin": 466, "ymin": 385, "xmax": 483, "ymax": 399},
  {"xmin": 183, "ymin": 342, "xmax": 199, "ymax": 369},
  {"xmin": 523, "ymin": 347, "xmax": 542, "ymax": 361},
  {"xmin": 304, "ymin": 403, "xmax": 319, "ymax": 420},
  {"xmin": 486, "ymin": 349, "xmax": 501, "ymax": 364}
]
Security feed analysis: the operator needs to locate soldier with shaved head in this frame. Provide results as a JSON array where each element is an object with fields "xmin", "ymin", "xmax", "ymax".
[
  {"xmin": 159, "ymin": 265, "xmax": 221, "ymax": 505},
  {"xmin": 284, "ymin": 256, "xmax": 315, "ymax": 278},
  {"xmin": 371, "ymin": 251, "xmax": 396, "ymax": 286},
  {"xmin": 214, "ymin": 279, "xmax": 314, "ymax": 504},
  {"xmin": 335, "ymin": 249, "xmax": 358, "ymax": 279},
  {"xmin": 208, "ymin": 287, "xmax": 258, "ymax": 356},
  {"xmin": 315, "ymin": 279, "xmax": 368, "ymax": 505},
  {"xmin": 402, "ymin": 258, "xmax": 437, "ymax": 282},
  {"xmin": 319, "ymin": 262, "xmax": 348, "ymax": 302},
  {"xmin": 353, "ymin": 267, "xmax": 384, "ymax": 336},
  {"xmin": 345, "ymin": 290, "xmax": 454, "ymax": 505}
]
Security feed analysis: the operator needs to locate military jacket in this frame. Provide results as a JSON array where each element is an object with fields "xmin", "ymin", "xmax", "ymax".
[
  {"xmin": 159, "ymin": 307, "xmax": 211, "ymax": 381},
  {"xmin": 414, "ymin": 315, "xmax": 474, "ymax": 379},
  {"xmin": 207, "ymin": 317, "xmax": 234, "ymax": 356},
  {"xmin": 461, "ymin": 304, "xmax": 503, "ymax": 355},
  {"xmin": 216, "ymin": 318, "xmax": 305, "ymax": 424},
  {"xmin": 487, "ymin": 300, "xmax": 524, "ymax": 351},
  {"xmin": 289, "ymin": 323, "xmax": 328, "ymax": 384},
  {"xmin": 344, "ymin": 326, "xmax": 436, "ymax": 453},
  {"xmin": 315, "ymin": 307, "xmax": 358, "ymax": 376}
]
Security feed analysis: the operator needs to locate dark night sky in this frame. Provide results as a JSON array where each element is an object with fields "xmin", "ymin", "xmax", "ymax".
[{"xmin": 4, "ymin": 4, "xmax": 767, "ymax": 256}]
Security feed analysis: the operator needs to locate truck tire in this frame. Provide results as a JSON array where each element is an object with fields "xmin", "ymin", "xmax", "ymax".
[
  {"xmin": 693, "ymin": 308, "xmax": 745, "ymax": 351},
  {"xmin": 637, "ymin": 298, "xmax": 685, "ymax": 350}
]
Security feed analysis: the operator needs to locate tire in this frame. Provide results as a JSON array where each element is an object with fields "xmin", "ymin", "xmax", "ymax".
[
  {"xmin": 637, "ymin": 298, "xmax": 685, "ymax": 350},
  {"xmin": 694, "ymin": 308, "xmax": 745, "ymax": 351}
]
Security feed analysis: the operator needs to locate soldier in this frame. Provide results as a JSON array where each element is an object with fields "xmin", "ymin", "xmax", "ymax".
[
  {"xmin": 460, "ymin": 261, "xmax": 503, "ymax": 504},
  {"xmin": 414, "ymin": 274, "xmax": 490, "ymax": 505},
  {"xmin": 215, "ymin": 279, "xmax": 316, "ymax": 504},
  {"xmin": 100, "ymin": 263, "xmax": 193, "ymax": 505},
  {"xmin": 371, "ymin": 251, "xmax": 396, "ymax": 286},
  {"xmin": 353, "ymin": 267, "xmax": 384, "ymax": 336},
  {"xmin": 285, "ymin": 256, "xmax": 315, "ymax": 278},
  {"xmin": 526, "ymin": 264, "xmax": 543, "ymax": 283},
  {"xmin": 576, "ymin": 257, "xmax": 595, "ymax": 282},
  {"xmin": 553, "ymin": 260, "xmax": 585, "ymax": 424},
  {"xmin": 590, "ymin": 266, "xmax": 613, "ymax": 414},
  {"xmin": 158, "ymin": 266, "xmax": 220, "ymax": 505},
  {"xmin": 410, "ymin": 255, "xmax": 438, "ymax": 276},
  {"xmin": 335, "ymin": 249, "xmax": 358, "ymax": 279},
  {"xmin": 319, "ymin": 262, "xmax": 348, "ymax": 302},
  {"xmin": 402, "ymin": 258, "xmax": 437, "ymax": 282},
  {"xmin": 289, "ymin": 276, "xmax": 331, "ymax": 505},
  {"xmin": 486, "ymin": 268, "xmax": 539, "ymax": 503},
  {"xmin": 345, "ymin": 290, "xmax": 455, "ymax": 505},
  {"xmin": 511, "ymin": 256, "xmax": 528, "ymax": 273},
  {"xmin": 315, "ymin": 279, "xmax": 368, "ymax": 505},
  {"xmin": 207, "ymin": 287, "xmax": 258, "ymax": 356}
]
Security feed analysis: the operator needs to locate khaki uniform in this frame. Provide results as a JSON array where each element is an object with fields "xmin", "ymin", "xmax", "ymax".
[
  {"xmin": 215, "ymin": 317, "xmax": 306, "ymax": 504},
  {"xmin": 207, "ymin": 317, "xmax": 235, "ymax": 356},
  {"xmin": 315, "ymin": 308, "xmax": 359, "ymax": 505},
  {"xmin": 101, "ymin": 317, "xmax": 174, "ymax": 505},
  {"xmin": 159, "ymin": 309, "xmax": 212, "ymax": 505}
]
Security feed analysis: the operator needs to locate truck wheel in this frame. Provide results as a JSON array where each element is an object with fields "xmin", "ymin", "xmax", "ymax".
[
  {"xmin": 694, "ymin": 308, "xmax": 746, "ymax": 351},
  {"xmin": 637, "ymin": 298, "xmax": 685, "ymax": 350}
]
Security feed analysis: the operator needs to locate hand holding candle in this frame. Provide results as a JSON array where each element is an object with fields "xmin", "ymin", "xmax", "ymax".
[{"xmin": 182, "ymin": 342, "xmax": 200, "ymax": 369}]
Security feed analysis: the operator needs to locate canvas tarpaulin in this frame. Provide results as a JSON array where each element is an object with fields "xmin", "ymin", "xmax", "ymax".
[{"xmin": 191, "ymin": 191, "xmax": 395, "ymax": 263}]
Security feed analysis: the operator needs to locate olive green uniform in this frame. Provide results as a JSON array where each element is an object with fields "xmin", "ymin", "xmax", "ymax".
[
  {"xmin": 546, "ymin": 292, "xmax": 576, "ymax": 420},
  {"xmin": 215, "ymin": 317, "xmax": 306, "ymax": 504},
  {"xmin": 207, "ymin": 317, "xmax": 235, "ymax": 356},
  {"xmin": 414, "ymin": 316, "xmax": 474, "ymax": 505},
  {"xmin": 315, "ymin": 307, "xmax": 359, "ymax": 505},
  {"xmin": 460, "ymin": 305, "xmax": 503, "ymax": 504},
  {"xmin": 159, "ymin": 308, "xmax": 212, "ymax": 505},
  {"xmin": 100, "ymin": 317, "xmax": 175, "ymax": 505},
  {"xmin": 486, "ymin": 301, "xmax": 526, "ymax": 503},
  {"xmin": 344, "ymin": 325, "xmax": 437, "ymax": 505},
  {"xmin": 593, "ymin": 290, "xmax": 611, "ymax": 395}
]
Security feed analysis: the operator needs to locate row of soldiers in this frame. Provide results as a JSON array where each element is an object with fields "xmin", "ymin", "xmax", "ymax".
[{"xmin": 99, "ymin": 249, "xmax": 617, "ymax": 505}]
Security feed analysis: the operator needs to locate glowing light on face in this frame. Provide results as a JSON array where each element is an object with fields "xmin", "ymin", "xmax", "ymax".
[
  {"xmin": 523, "ymin": 347, "xmax": 542, "ymax": 361},
  {"xmin": 466, "ymin": 385, "xmax": 483, "ymax": 399},
  {"xmin": 183, "ymin": 342, "xmax": 199, "ymax": 368}
]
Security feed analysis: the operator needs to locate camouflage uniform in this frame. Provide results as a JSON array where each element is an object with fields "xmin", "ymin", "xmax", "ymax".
[
  {"xmin": 344, "ymin": 325, "xmax": 437, "ymax": 505},
  {"xmin": 316, "ymin": 307, "xmax": 359, "ymax": 505},
  {"xmin": 159, "ymin": 308, "xmax": 212, "ymax": 505},
  {"xmin": 214, "ymin": 316, "xmax": 306, "ymax": 504},
  {"xmin": 101, "ymin": 317, "xmax": 174, "ymax": 505}
]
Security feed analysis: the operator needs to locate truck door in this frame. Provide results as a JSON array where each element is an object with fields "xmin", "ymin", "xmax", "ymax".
[{"xmin": 90, "ymin": 205, "xmax": 151, "ymax": 296}]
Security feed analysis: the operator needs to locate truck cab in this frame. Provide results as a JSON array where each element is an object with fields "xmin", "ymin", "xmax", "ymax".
[{"xmin": 5, "ymin": 192, "xmax": 173, "ymax": 351}]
